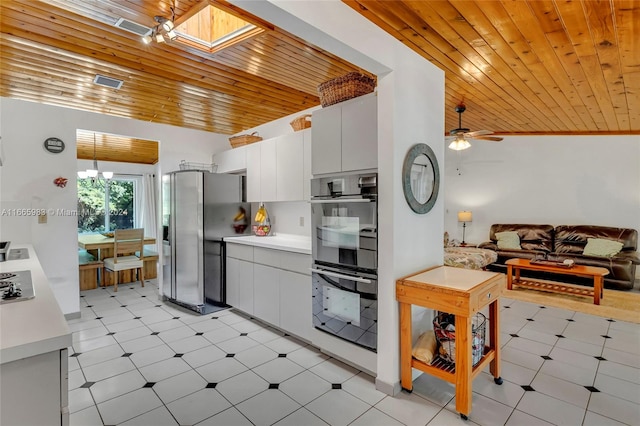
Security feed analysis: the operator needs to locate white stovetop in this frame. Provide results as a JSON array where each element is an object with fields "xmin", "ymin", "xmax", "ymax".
[
  {"xmin": 225, "ymin": 233, "xmax": 311, "ymax": 255},
  {"xmin": 0, "ymin": 244, "xmax": 72, "ymax": 364}
]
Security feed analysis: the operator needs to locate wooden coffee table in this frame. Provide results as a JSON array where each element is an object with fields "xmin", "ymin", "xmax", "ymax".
[{"xmin": 505, "ymin": 258, "xmax": 609, "ymax": 305}]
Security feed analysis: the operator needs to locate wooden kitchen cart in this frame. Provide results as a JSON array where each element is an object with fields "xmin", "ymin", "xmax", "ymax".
[{"xmin": 396, "ymin": 266, "xmax": 505, "ymax": 420}]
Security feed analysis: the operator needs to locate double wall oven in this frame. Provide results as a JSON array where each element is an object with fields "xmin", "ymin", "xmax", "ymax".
[{"xmin": 311, "ymin": 173, "xmax": 378, "ymax": 352}]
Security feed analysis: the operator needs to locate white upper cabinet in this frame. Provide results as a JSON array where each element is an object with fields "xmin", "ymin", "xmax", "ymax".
[
  {"xmin": 276, "ymin": 132, "xmax": 304, "ymax": 202},
  {"xmin": 219, "ymin": 129, "xmax": 311, "ymax": 202},
  {"xmin": 212, "ymin": 145, "xmax": 247, "ymax": 173},
  {"xmin": 303, "ymin": 130, "xmax": 312, "ymax": 200},
  {"xmin": 311, "ymin": 105, "xmax": 341, "ymax": 175},
  {"xmin": 246, "ymin": 143, "xmax": 261, "ymax": 202},
  {"xmin": 312, "ymin": 92, "xmax": 377, "ymax": 175},
  {"xmin": 260, "ymin": 138, "xmax": 277, "ymax": 202},
  {"xmin": 246, "ymin": 130, "xmax": 310, "ymax": 202}
]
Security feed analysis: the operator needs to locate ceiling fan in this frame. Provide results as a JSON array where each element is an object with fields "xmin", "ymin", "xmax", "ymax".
[{"xmin": 446, "ymin": 103, "xmax": 503, "ymax": 150}]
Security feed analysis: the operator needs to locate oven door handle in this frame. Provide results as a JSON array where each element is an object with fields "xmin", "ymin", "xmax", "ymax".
[
  {"xmin": 310, "ymin": 198, "xmax": 373, "ymax": 204},
  {"xmin": 310, "ymin": 268, "xmax": 372, "ymax": 284}
]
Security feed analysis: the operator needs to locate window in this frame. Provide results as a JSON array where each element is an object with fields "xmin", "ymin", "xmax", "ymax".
[{"xmin": 77, "ymin": 176, "xmax": 140, "ymax": 233}]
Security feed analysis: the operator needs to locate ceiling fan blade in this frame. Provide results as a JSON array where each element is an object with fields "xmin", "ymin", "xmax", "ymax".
[
  {"xmin": 473, "ymin": 135, "xmax": 503, "ymax": 142},
  {"xmin": 464, "ymin": 129, "xmax": 493, "ymax": 137}
]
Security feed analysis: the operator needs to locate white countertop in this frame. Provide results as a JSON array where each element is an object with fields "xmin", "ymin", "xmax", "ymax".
[
  {"xmin": 0, "ymin": 244, "xmax": 72, "ymax": 364},
  {"xmin": 225, "ymin": 234, "xmax": 311, "ymax": 255},
  {"xmin": 403, "ymin": 266, "xmax": 503, "ymax": 292}
]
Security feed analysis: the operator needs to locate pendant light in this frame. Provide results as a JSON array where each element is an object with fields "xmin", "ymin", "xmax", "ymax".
[{"xmin": 78, "ymin": 133, "xmax": 113, "ymax": 180}]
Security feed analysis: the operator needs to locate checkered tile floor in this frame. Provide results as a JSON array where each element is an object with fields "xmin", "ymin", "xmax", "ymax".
[{"xmin": 67, "ymin": 280, "xmax": 639, "ymax": 425}]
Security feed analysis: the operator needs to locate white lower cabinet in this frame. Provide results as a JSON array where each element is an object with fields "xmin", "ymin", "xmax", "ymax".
[
  {"xmin": 1, "ymin": 349, "xmax": 68, "ymax": 426},
  {"xmin": 253, "ymin": 264, "xmax": 279, "ymax": 325},
  {"xmin": 225, "ymin": 257, "xmax": 240, "ymax": 308},
  {"xmin": 236, "ymin": 260, "xmax": 254, "ymax": 315},
  {"xmin": 226, "ymin": 243, "xmax": 254, "ymax": 315},
  {"xmin": 226, "ymin": 243, "xmax": 311, "ymax": 341},
  {"xmin": 279, "ymin": 269, "xmax": 312, "ymax": 340}
]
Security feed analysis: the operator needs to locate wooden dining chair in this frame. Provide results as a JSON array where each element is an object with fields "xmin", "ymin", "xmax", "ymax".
[{"xmin": 103, "ymin": 228, "xmax": 144, "ymax": 292}]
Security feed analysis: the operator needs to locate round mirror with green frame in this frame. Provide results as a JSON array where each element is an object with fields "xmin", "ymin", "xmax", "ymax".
[{"xmin": 402, "ymin": 143, "xmax": 440, "ymax": 214}]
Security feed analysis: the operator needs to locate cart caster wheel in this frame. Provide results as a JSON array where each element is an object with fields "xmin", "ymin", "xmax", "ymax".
[
  {"xmin": 460, "ymin": 413, "xmax": 468, "ymax": 421},
  {"xmin": 494, "ymin": 376, "xmax": 503, "ymax": 385}
]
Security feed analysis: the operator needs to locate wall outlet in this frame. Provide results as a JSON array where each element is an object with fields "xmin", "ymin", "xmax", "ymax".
[
  {"xmin": 299, "ymin": 216, "xmax": 304, "ymax": 226},
  {"xmin": 38, "ymin": 213, "xmax": 47, "ymax": 224}
]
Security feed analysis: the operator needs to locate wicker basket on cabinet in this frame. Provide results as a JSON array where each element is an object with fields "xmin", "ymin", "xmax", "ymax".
[
  {"xmin": 317, "ymin": 72, "xmax": 376, "ymax": 107},
  {"xmin": 290, "ymin": 114, "xmax": 312, "ymax": 131},
  {"xmin": 229, "ymin": 132, "xmax": 263, "ymax": 148}
]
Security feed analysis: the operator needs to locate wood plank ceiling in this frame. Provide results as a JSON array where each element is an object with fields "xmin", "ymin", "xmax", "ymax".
[
  {"xmin": 346, "ymin": 0, "xmax": 639, "ymax": 135},
  {"xmin": 77, "ymin": 130, "xmax": 159, "ymax": 165},
  {"xmin": 0, "ymin": 0, "xmax": 368, "ymax": 151},
  {"xmin": 1, "ymin": 0, "xmax": 638, "ymax": 163}
]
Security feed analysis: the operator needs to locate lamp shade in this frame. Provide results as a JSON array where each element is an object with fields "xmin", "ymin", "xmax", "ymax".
[
  {"xmin": 458, "ymin": 211, "xmax": 472, "ymax": 223},
  {"xmin": 102, "ymin": 171, "xmax": 114, "ymax": 179}
]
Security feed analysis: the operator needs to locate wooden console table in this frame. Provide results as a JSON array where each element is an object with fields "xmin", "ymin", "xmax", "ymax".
[
  {"xmin": 505, "ymin": 258, "xmax": 609, "ymax": 305},
  {"xmin": 396, "ymin": 266, "xmax": 504, "ymax": 420}
]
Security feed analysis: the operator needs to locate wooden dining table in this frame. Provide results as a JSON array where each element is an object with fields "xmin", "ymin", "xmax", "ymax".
[{"xmin": 78, "ymin": 234, "xmax": 156, "ymax": 286}]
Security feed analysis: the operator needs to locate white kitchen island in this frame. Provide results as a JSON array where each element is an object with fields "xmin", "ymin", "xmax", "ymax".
[{"xmin": 0, "ymin": 244, "xmax": 72, "ymax": 426}]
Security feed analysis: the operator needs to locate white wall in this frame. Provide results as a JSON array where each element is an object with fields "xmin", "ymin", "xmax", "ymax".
[
  {"xmin": 231, "ymin": 105, "xmax": 320, "ymax": 141},
  {"xmin": 263, "ymin": 201, "xmax": 310, "ymax": 236},
  {"xmin": 0, "ymin": 98, "xmax": 226, "ymax": 315},
  {"xmin": 444, "ymin": 135, "xmax": 640, "ymax": 249},
  {"xmin": 235, "ymin": 0, "xmax": 445, "ymax": 393}
]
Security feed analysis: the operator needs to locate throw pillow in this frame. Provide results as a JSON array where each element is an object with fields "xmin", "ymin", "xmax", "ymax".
[
  {"xmin": 583, "ymin": 238, "xmax": 623, "ymax": 257},
  {"xmin": 496, "ymin": 231, "xmax": 521, "ymax": 249}
]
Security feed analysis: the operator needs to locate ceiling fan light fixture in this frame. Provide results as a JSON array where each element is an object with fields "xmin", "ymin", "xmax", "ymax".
[{"xmin": 448, "ymin": 138, "xmax": 471, "ymax": 151}]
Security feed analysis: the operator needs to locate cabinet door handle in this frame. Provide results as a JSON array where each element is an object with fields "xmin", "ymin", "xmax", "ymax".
[
  {"xmin": 310, "ymin": 268, "xmax": 372, "ymax": 283},
  {"xmin": 310, "ymin": 198, "xmax": 373, "ymax": 204}
]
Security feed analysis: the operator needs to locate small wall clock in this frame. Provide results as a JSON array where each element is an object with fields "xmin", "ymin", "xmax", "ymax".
[{"xmin": 43, "ymin": 137, "xmax": 65, "ymax": 154}]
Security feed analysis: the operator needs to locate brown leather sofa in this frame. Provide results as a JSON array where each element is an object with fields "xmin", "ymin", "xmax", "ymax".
[{"xmin": 478, "ymin": 224, "xmax": 639, "ymax": 290}]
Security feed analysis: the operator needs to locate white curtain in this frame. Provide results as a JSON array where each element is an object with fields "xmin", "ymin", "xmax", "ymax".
[{"xmin": 142, "ymin": 174, "xmax": 157, "ymax": 238}]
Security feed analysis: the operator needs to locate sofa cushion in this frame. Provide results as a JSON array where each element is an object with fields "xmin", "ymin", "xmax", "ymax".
[
  {"xmin": 496, "ymin": 231, "xmax": 521, "ymax": 249},
  {"xmin": 583, "ymin": 238, "xmax": 624, "ymax": 257},
  {"xmin": 488, "ymin": 224, "xmax": 554, "ymax": 252},
  {"xmin": 555, "ymin": 225, "xmax": 637, "ymax": 254}
]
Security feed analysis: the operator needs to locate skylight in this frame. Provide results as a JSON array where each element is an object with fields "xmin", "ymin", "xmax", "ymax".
[{"xmin": 175, "ymin": 4, "xmax": 263, "ymax": 53}]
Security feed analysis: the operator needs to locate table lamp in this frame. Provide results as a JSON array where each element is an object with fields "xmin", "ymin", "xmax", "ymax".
[{"xmin": 458, "ymin": 211, "xmax": 472, "ymax": 246}]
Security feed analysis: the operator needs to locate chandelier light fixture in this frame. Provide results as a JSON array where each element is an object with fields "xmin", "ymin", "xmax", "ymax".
[
  {"xmin": 142, "ymin": 7, "xmax": 177, "ymax": 44},
  {"xmin": 78, "ymin": 133, "xmax": 113, "ymax": 180}
]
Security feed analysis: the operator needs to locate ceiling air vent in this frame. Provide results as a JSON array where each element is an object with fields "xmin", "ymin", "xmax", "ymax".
[
  {"xmin": 114, "ymin": 17, "xmax": 151, "ymax": 36},
  {"xmin": 93, "ymin": 75, "xmax": 124, "ymax": 90}
]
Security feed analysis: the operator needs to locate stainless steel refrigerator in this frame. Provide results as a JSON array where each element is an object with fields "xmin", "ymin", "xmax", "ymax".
[{"xmin": 162, "ymin": 170, "xmax": 250, "ymax": 314}]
